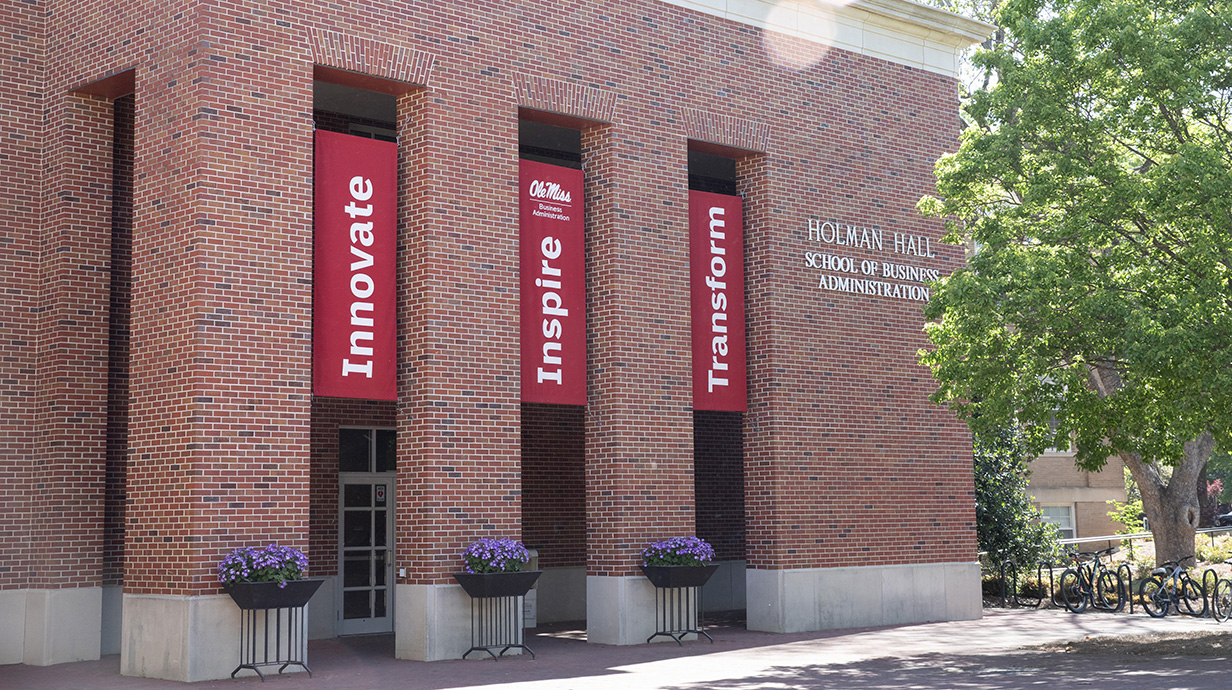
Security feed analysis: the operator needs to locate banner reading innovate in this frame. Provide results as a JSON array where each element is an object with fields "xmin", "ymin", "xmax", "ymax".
[
  {"xmin": 690, "ymin": 190, "xmax": 746, "ymax": 411},
  {"xmin": 313, "ymin": 130, "xmax": 397, "ymax": 401},
  {"xmin": 520, "ymin": 159, "xmax": 586, "ymax": 405}
]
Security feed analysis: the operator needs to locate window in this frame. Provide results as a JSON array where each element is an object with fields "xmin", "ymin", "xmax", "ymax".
[
  {"xmin": 339, "ymin": 427, "xmax": 396, "ymax": 473},
  {"xmin": 348, "ymin": 123, "xmax": 397, "ymax": 143},
  {"xmin": 1040, "ymin": 504, "xmax": 1075, "ymax": 540}
]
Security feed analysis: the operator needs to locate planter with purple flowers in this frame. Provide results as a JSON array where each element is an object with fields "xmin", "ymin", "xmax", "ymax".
[
  {"xmin": 217, "ymin": 543, "xmax": 318, "ymax": 680},
  {"xmin": 454, "ymin": 537, "xmax": 539, "ymax": 660},
  {"xmin": 640, "ymin": 536, "xmax": 717, "ymax": 646}
]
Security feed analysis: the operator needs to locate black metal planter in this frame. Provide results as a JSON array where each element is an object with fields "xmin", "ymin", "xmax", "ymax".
[
  {"xmin": 453, "ymin": 571, "xmax": 542, "ymax": 660},
  {"xmin": 640, "ymin": 565, "xmax": 718, "ymax": 645},
  {"xmin": 224, "ymin": 578, "xmax": 324, "ymax": 681}
]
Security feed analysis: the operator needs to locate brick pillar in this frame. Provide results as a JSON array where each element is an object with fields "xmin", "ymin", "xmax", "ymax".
[
  {"xmin": 392, "ymin": 85, "xmax": 522, "ymax": 661},
  {"xmin": 22, "ymin": 92, "xmax": 117, "ymax": 666},
  {"xmin": 120, "ymin": 40, "xmax": 314, "ymax": 682},
  {"xmin": 582, "ymin": 125, "xmax": 695, "ymax": 645},
  {"xmin": 0, "ymin": 0, "xmax": 43, "ymax": 665}
]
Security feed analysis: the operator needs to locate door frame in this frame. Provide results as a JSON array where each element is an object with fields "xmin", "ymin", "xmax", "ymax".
[{"xmin": 337, "ymin": 471, "xmax": 396, "ymax": 635}]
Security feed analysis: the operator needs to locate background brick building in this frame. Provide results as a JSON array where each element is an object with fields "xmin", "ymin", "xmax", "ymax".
[{"xmin": 0, "ymin": 0, "xmax": 990, "ymax": 680}]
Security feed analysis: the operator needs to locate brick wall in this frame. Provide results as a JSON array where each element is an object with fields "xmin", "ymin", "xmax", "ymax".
[
  {"xmin": 0, "ymin": 0, "xmax": 44, "ymax": 591},
  {"xmin": 1030, "ymin": 454, "xmax": 1126, "ymax": 489},
  {"xmin": 522, "ymin": 403, "xmax": 586, "ymax": 568},
  {"xmin": 104, "ymin": 94, "xmax": 134, "ymax": 587},
  {"xmin": 695, "ymin": 411, "xmax": 746, "ymax": 561},
  {"xmin": 8, "ymin": 0, "xmax": 976, "ymax": 594}
]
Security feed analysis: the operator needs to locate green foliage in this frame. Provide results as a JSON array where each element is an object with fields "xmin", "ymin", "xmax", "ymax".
[
  {"xmin": 1107, "ymin": 490, "xmax": 1145, "ymax": 534},
  {"xmin": 917, "ymin": 0, "xmax": 1232, "ymax": 469},
  {"xmin": 974, "ymin": 428, "xmax": 1064, "ymax": 566},
  {"xmin": 1196, "ymin": 535, "xmax": 1232, "ymax": 564}
]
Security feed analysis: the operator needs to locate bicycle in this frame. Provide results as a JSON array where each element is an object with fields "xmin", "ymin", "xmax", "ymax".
[
  {"xmin": 1138, "ymin": 555, "xmax": 1207, "ymax": 618},
  {"xmin": 1212, "ymin": 577, "xmax": 1232, "ymax": 622},
  {"xmin": 1058, "ymin": 547, "xmax": 1125, "ymax": 613}
]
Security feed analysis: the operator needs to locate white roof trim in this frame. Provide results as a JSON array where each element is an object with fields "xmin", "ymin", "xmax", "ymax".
[{"xmin": 657, "ymin": 0, "xmax": 996, "ymax": 78}]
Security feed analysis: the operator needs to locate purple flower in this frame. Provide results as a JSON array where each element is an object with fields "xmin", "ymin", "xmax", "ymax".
[
  {"xmin": 461, "ymin": 538, "xmax": 531, "ymax": 574},
  {"xmin": 641, "ymin": 536, "xmax": 715, "ymax": 567},
  {"xmin": 218, "ymin": 543, "xmax": 309, "ymax": 587}
]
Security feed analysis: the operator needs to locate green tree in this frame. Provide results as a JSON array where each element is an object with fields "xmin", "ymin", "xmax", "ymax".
[
  {"xmin": 918, "ymin": 0, "xmax": 1232, "ymax": 564},
  {"xmin": 974, "ymin": 428, "xmax": 1062, "ymax": 566}
]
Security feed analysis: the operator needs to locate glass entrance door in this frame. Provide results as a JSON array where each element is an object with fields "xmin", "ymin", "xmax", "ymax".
[{"xmin": 339, "ymin": 475, "xmax": 394, "ymax": 635}]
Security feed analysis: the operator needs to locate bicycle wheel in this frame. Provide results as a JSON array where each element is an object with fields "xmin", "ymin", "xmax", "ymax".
[
  {"xmin": 1095, "ymin": 570, "xmax": 1125, "ymax": 612},
  {"xmin": 1177, "ymin": 574, "xmax": 1208, "ymax": 617},
  {"xmin": 1213, "ymin": 579, "xmax": 1232, "ymax": 623},
  {"xmin": 1139, "ymin": 576, "xmax": 1169, "ymax": 618},
  {"xmin": 1060, "ymin": 568, "xmax": 1089, "ymax": 613}
]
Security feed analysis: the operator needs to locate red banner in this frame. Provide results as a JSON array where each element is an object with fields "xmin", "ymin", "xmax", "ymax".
[
  {"xmin": 691, "ymin": 190, "xmax": 746, "ymax": 411},
  {"xmin": 313, "ymin": 130, "xmax": 397, "ymax": 401},
  {"xmin": 520, "ymin": 159, "xmax": 586, "ymax": 405}
]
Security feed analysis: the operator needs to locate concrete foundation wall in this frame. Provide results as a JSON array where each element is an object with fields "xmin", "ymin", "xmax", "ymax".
[
  {"xmin": 23, "ymin": 587, "xmax": 102, "ymax": 666},
  {"xmin": 307, "ymin": 575, "xmax": 336, "ymax": 640},
  {"xmin": 535, "ymin": 567, "xmax": 587, "ymax": 624},
  {"xmin": 0, "ymin": 589, "xmax": 26, "ymax": 665},
  {"xmin": 121, "ymin": 593, "xmax": 238, "ymax": 682},
  {"xmin": 394, "ymin": 583, "xmax": 471, "ymax": 661},
  {"xmin": 101, "ymin": 585, "xmax": 123, "ymax": 656},
  {"xmin": 703, "ymin": 560, "xmax": 747, "ymax": 612},
  {"xmin": 746, "ymin": 562, "xmax": 981, "ymax": 633},
  {"xmin": 586, "ymin": 575, "xmax": 658, "ymax": 645}
]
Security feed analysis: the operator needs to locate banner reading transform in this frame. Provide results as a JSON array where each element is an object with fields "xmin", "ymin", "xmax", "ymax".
[
  {"xmin": 690, "ymin": 190, "xmax": 746, "ymax": 411},
  {"xmin": 313, "ymin": 130, "xmax": 397, "ymax": 401},
  {"xmin": 520, "ymin": 159, "xmax": 586, "ymax": 405}
]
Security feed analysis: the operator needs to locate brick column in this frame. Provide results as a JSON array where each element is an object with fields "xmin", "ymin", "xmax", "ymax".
[
  {"xmin": 0, "ymin": 0, "xmax": 43, "ymax": 664},
  {"xmin": 583, "ymin": 126, "xmax": 695, "ymax": 645},
  {"xmin": 120, "ymin": 35, "xmax": 314, "ymax": 681},
  {"xmin": 392, "ymin": 84, "xmax": 523, "ymax": 661},
  {"xmin": 20, "ymin": 91, "xmax": 115, "ymax": 666}
]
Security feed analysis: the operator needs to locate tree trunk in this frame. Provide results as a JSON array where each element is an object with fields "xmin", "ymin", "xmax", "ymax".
[
  {"xmin": 1196, "ymin": 461, "xmax": 1211, "ymax": 527},
  {"xmin": 1123, "ymin": 431, "xmax": 1216, "ymax": 565}
]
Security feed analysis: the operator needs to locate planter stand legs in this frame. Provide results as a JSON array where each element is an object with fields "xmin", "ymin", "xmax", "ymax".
[
  {"xmin": 232, "ymin": 606, "xmax": 312, "ymax": 681},
  {"xmin": 463, "ymin": 594, "xmax": 535, "ymax": 660},
  {"xmin": 647, "ymin": 585, "xmax": 713, "ymax": 646}
]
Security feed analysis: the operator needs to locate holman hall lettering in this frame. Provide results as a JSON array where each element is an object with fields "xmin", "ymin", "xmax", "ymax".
[
  {"xmin": 803, "ymin": 218, "xmax": 943, "ymax": 303},
  {"xmin": 312, "ymin": 130, "xmax": 397, "ymax": 401},
  {"xmin": 520, "ymin": 159, "xmax": 586, "ymax": 405}
]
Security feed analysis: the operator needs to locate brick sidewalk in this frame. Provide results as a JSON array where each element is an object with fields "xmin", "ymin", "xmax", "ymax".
[{"xmin": 2, "ymin": 609, "xmax": 1226, "ymax": 690}]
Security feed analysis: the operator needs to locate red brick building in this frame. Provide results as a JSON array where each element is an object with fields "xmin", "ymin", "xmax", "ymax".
[{"xmin": 0, "ymin": 0, "xmax": 990, "ymax": 680}]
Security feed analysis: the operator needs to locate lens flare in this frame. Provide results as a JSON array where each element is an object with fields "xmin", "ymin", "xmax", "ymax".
[{"xmin": 762, "ymin": 0, "xmax": 857, "ymax": 70}]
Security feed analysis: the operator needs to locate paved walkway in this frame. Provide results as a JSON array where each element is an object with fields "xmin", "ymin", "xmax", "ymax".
[{"xmin": 3, "ymin": 608, "xmax": 1229, "ymax": 690}]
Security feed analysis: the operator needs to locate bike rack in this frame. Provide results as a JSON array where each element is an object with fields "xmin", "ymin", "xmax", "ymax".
[
  {"xmin": 1203, "ymin": 569, "xmax": 1220, "ymax": 617},
  {"xmin": 1117, "ymin": 563, "xmax": 1134, "ymax": 614},
  {"xmin": 1045, "ymin": 561, "xmax": 1064, "ymax": 608}
]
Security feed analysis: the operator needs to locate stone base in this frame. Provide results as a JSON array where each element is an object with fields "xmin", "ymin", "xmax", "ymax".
[
  {"xmin": 394, "ymin": 582, "xmax": 472, "ymax": 661},
  {"xmin": 0, "ymin": 587, "xmax": 103, "ymax": 666},
  {"xmin": 120, "ymin": 593, "xmax": 239, "ymax": 682},
  {"xmin": 101, "ymin": 585, "xmax": 123, "ymax": 656},
  {"xmin": 307, "ymin": 575, "xmax": 336, "ymax": 640},
  {"xmin": 585, "ymin": 574, "xmax": 658, "ymax": 645},
  {"xmin": 535, "ymin": 567, "xmax": 586, "ymax": 624},
  {"xmin": 746, "ymin": 561, "xmax": 981, "ymax": 633},
  {"xmin": 702, "ymin": 560, "xmax": 747, "ymax": 612}
]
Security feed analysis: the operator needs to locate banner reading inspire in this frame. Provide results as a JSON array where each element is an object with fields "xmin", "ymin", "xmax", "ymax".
[
  {"xmin": 313, "ymin": 130, "xmax": 397, "ymax": 401},
  {"xmin": 520, "ymin": 159, "xmax": 586, "ymax": 405},
  {"xmin": 691, "ymin": 190, "xmax": 746, "ymax": 411}
]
